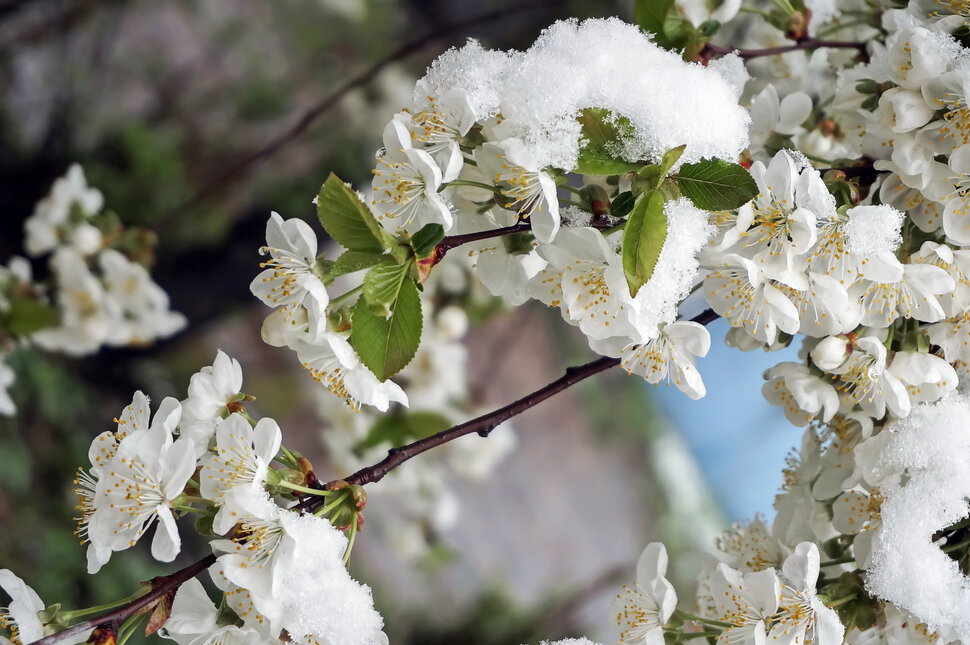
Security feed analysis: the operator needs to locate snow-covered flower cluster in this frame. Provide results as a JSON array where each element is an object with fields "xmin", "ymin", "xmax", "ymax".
[
  {"xmin": 0, "ymin": 165, "xmax": 185, "ymax": 417},
  {"xmin": 64, "ymin": 350, "xmax": 387, "ymax": 645}
]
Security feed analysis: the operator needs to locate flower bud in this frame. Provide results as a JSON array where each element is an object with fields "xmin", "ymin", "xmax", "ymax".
[{"xmin": 811, "ymin": 335, "xmax": 850, "ymax": 371}]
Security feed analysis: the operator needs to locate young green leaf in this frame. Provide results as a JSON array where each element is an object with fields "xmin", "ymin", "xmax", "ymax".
[
  {"xmin": 622, "ymin": 190, "xmax": 668, "ymax": 297},
  {"xmin": 350, "ymin": 277, "xmax": 423, "ymax": 381},
  {"xmin": 611, "ymin": 191, "xmax": 636, "ymax": 219},
  {"xmin": 635, "ymin": 144, "xmax": 687, "ymax": 192},
  {"xmin": 7, "ymin": 295, "xmax": 59, "ymax": 336},
  {"xmin": 410, "ymin": 223, "xmax": 446, "ymax": 258},
  {"xmin": 675, "ymin": 159, "xmax": 758, "ymax": 211},
  {"xmin": 634, "ymin": 0, "xmax": 674, "ymax": 37},
  {"xmin": 362, "ymin": 260, "xmax": 411, "ymax": 318},
  {"xmin": 575, "ymin": 108, "xmax": 642, "ymax": 176},
  {"xmin": 316, "ymin": 173, "xmax": 385, "ymax": 252},
  {"xmin": 317, "ymin": 250, "xmax": 386, "ymax": 284}
]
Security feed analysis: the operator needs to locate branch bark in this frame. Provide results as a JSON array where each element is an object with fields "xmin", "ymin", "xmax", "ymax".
[
  {"xmin": 158, "ymin": 0, "xmax": 565, "ymax": 225},
  {"xmin": 29, "ymin": 554, "xmax": 217, "ymax": 645},
  {"xmin": 703, "ymin": 39, "xmax": 867, "ymax": 60}
]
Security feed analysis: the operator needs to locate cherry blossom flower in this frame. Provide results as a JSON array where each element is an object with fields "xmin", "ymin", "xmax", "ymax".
[
  {"xmin": 200, "ymin": 413, "xmax": 282, "ymax": 535},
  {"xmin": 612, "ymin": 543, "xmax": 677, "ymax": 645},
  {"xmin": 85, "ymin": 397, "xmax": 194, "ymax": 573},
  {"xmin": 250, "ymin": 212, "xmax": 329, "ymax": 340},
  {"xmin": 180, "ymin": 350, "xmax": 245, "ymax": 457}
]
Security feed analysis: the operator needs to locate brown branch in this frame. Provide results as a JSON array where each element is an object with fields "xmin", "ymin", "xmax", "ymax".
[
  {"xmin": 303, "ymin": 307, "xmax": 720, "ymax": 506},
  {"xmin": 703, "ymin": 39, "xmax": 866, "ymax": 61},
  {"xmin": 158, "ymin": 0, "xmax": 565, "ymax": 226},
  {"xmin": 29, "ymin": 554, "xmax": 217, "ymax": 645}
]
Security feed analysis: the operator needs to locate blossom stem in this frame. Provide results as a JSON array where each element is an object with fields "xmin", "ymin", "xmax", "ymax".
[
  {"xmin": 558, "ymin": 183, "xmax": 585, "ymax": 196},
  {"xmin": 116, "ymin": 612, "xmax": 147, "ymax": 645},
  {"xmin": 679, "ymin": 631, "xmax": 722, "ymax": 639},
  {"xmin": 315, "ymin": 491, "xmax": 350, "ymax": 516},
  {"xmin": 825, "ymin": 593, "xmax": 858, "ymax": 608},
  {"xmin": 441, "ymin": 179, "xmax": 500, "ymax": 193},
  {"xmin": 675, "ymin": 611, "xmax": 735, "ymax": 628},
  {"xmin": 277, "ymin": 479, "xmax": 336, "ymax": 497},
  {"xmin": 942, "ymin": 536, "xmax": 970, "ymax": 554},
  {"xmin": 329, "ymin": 284, "xmax": 364, "ymax": 307},
  {"xmin": 343, "ymin": 516, "xmax": 359, "ymax": 565},
  {"xmin": 59, "ymin": 591, "xmax": 149, "ymax": 622},
  {"xmin": 278, "ymin": 445, "xmax": 300, "ymax": 469}
]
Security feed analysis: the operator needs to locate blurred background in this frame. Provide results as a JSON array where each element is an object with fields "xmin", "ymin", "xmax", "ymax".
[{"xmin": 0, "ymin": 1, "xmax": 802, "ymax": 642}]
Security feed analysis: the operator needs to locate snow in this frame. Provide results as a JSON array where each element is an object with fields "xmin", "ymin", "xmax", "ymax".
[
  {"xmin": 420, "ymin": 18, "xmax": 750, "ymax": 172},
  {"xmin": 844, "ymin": 205, "xmax": 904, "ymax": 258}
]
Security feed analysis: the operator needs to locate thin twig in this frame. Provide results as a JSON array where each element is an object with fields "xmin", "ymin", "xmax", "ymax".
[
  {"xmin": 158, "ymin": 0, "xmax": 564, "ymax": 226},
  {"xmin": 703, "ymin": 39, "xmax": 866, "ymax": 60},
  {"xmin": 29, "ymin": 554, "xmax": 216, "ymax": 645},
  {"xmin": 306, "ymin": 308, "xmax": 720, "ymax": 500}
]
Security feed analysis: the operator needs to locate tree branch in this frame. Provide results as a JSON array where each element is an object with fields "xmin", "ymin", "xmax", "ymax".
[
  {"xmin": 703, "ymin": 39, "xmax": 866, "ymax": 60},
  {"xmin": 29, "ymin": 554, "xmax": 217, "ymax": 645},
  {"xmin": 305, "ymin": 307, "xmax": 720, "ymax": 505},
  {"xmin": 31, "ymin": 307, "xmax": 721, "ymax": 643},
  {"xmin": 158, "ymin": 0, "xmax": 565, "ymax": 225}
]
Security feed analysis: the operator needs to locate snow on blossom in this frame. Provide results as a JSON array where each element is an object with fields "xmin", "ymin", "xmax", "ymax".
[
  {"xmin": 843, "ymin": 205, "xmax": 904, "ymax": 260},
  {"xmin": 612, "ymin": 542, "xmax": 677, "ymax": 645},
  {"xmin": 200, "ymin": 413, "xmax": 282, "ymax": 535},
  {"xmin": 862, "ymin": 394, "xmax": 970, "ymax": 641},
  {"xmin": 212, "ymin": 506, "xmax": 385, "ymax": 645},
  {"xmin": 420, "ymin": 17, "xmax": 749, "ymax": 171},
  {"xmin": 631, "ymin": 198, "xmax": 713, "ymax": 342}
]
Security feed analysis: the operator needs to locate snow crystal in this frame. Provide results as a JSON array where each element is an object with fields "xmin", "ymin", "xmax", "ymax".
[
  {"xmin": 862, "ymin": 394, "xmax": 970, "ymax": 641},
  {"xmin": 559, "ymin": 205, "xmax": 593, "ymax": 228},
  {"xmin": 844, "ymin": 205, "xmax": 904, "ymax": 258},
  {"xmin": 632, "ymin": 198, "xmax": 714, "ymax": 341},
  {"xmin": 707, "ymin": 53, "xmax": 749, "ymax": 98},
  {"xmin": 275, "ymin": 512, "xmax": 384, "ymax": 645},
  {"xmin": 420, "ymin": 18, "xmax": 750, "ymax": 172}
]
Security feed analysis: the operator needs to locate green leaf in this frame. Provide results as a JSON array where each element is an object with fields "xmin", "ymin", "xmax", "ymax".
[
  {"xmin": 622, "ymin": 190, "xmax": 668, "ymax": 297},
  {"xmin": 611, "ymin": 192, "xmax": 636, "ymax": 219},
  {"xmin": 7, "ymin": 295, "xmax": 59, "ymax": 336},
  {"xmin": 316, "ymin": 173, "xmax": 385, "ymax": 252},
  {"xmin": 635, "ymin": 144, "xmax": 687, "ymax": 192},
  {"xmin": 410, "ymin": 223, "xmax": 445, "ymax": 258},
  {"xmin": 362, "ymin": 260, "xmax": 411, "ymax": 317},
  {"xmin": 351, "ymin": 277, "xmax": 423, "ymax": 380},
  {"xmin": 575, "ymin": 108, "xmax": 642, "ymax": 176},
  {"xmin": 634, "ymin": 0, "xmax": 674, "ymax": 37},
  {"xmin": 355, "ymin": 411, "xmax": 452, "ymax": 453},
  {"xmin": 675, "ymin": 158, "xmax": 758, "ymax": 211},
  {"xmin": 319, "ymin": 250, "xmax": 386, "ymax": 284}
]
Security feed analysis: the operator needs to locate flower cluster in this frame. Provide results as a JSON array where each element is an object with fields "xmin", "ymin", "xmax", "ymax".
[
  {"xmin": 63, "ymin": 351, "xmax": 386, "ymax": 645},
  {"xmin": 0, "ymin": 165, "xmax": 185, "ymax": 416}
]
